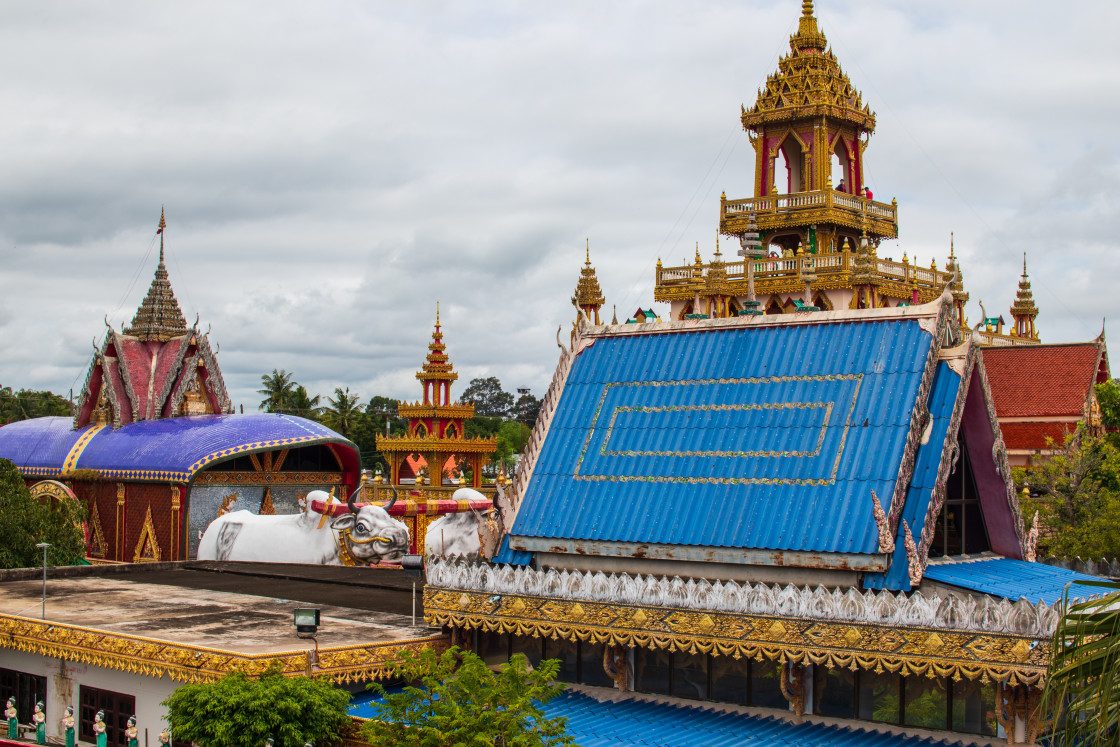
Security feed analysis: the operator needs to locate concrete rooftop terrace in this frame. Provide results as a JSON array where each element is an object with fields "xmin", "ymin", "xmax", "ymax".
[{"xmin": 0, "ymin": 561, "xmax": 447, "ymax": 683}]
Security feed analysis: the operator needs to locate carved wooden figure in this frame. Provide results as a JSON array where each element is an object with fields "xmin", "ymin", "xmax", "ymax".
[
  {"xmin": 32, "ymin": 701, "xmax": 45, "ymax": 744},
  {"xmin": 5, "ymin": 697, "xmax": 16, "ymax": 739},
  {"xmin": 63, "ymin": 706, "xmax": 75, "ymax": 747}
]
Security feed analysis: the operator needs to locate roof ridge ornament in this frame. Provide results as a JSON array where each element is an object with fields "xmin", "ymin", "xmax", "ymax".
[
  {"xmin": 903, "ymin": 520, "xmax": 924, "ymax": 587},
  {"xmin": 870, "ymin": 490, "xmax": 894, "ymax": 554}
]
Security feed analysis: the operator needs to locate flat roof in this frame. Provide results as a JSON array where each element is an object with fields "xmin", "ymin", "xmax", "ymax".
[{"xmin": 0, "ymin": 562, "xmax": 445, "ymax": 683}]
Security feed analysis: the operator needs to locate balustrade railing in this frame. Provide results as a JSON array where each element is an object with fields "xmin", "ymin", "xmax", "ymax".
[
  {"xmin": 721, "ymin": 189, "xmax": 897, "ymax": 225},
  {"xmin": 656, "ymin": 250, "xmax": 951, "ymax": 289}
]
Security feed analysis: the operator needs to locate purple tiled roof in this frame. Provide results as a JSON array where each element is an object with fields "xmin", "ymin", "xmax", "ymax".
[{"xmin": 0, "ymin": 414, "xmax": 356, "ymax": 482}]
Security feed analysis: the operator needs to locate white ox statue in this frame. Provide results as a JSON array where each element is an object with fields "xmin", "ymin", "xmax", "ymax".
[
  {"xmin": 197, "ymin": 486, "xmax": 410, "ymax": 565},
  {"xmin": 424, "ymin": 487, "xmax": 506, "ymax": 558}
]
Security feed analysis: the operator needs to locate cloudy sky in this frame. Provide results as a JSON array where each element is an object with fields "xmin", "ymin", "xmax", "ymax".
[{"xmin": 1, "ymin": 0, "xmax": 1116, "ymax": 411}]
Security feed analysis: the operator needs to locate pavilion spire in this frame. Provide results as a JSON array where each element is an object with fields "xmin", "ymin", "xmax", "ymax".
[{"xmin": 124, "ymin": 210, "xmax": 189, "ymax": 341}]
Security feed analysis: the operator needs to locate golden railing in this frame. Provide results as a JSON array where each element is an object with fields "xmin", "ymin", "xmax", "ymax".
[
  {"xmin": 721, "ymin": 189, "xmax": 898, "ymax": 225},
  {"xmin": 655, "ymin": 252, "xmax": 952, "ymax": 292}
]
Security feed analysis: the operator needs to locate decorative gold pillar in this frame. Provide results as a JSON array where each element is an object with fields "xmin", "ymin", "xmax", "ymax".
[
  {"xmin": 115, "ymin": 483, "xmax": 126, "ymax": 562},
  {"xmin": 170, "ymin": 486, "xmax": 181, "ymax": 560}
]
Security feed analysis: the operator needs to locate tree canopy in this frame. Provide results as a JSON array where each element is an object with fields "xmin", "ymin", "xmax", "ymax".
[
  {"xmin": 0, "ymin": 459, "xmax": 86, "ymax": 569},
  {"xmin": 0, "ymin": 386, "xmax": 71, "ymax": 424},
  {"xmin": 1016, "ymin": 380, "xmax": 1120, "ymax": 558},
  {"xmin": 361, "ymin": 647, "xmax": 574, "ymax": 747},
  {"xmin": 163, "ymin": 666, "xmax": 351, "ymax": 747},
  {"xmin": 461, "ymin": 376, "xmax": 515, "ymax": 419}
]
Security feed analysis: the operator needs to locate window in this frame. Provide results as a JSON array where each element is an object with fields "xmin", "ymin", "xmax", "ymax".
[
  {"xmin": 813, "ymin": 669, "xmax": 997, "ymax": 735},
  {"xmin": 930, "ymin": 432, "xmax": 991, "ymax": 557},
  {"xmin": 79, "ymin": 686, "xmax": 135, "ymax": 747},
  {"xmin": 0, "ymin": 669, "xmax": 46, "ymax": 729}
]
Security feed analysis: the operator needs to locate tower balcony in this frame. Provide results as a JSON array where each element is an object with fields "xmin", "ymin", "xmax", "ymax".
[
  {"xmin": 654, "ymin": 250, "xmax": 952, "ymax": 305},
  {"xmin": 720, "ymin": 189, "xmax": 899, "ymax": 241}
]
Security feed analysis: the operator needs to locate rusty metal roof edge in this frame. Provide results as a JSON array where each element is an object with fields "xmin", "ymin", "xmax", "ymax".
[{"xmin": 509, "ymin": 536, "xmax": 890, "ymax": 572}]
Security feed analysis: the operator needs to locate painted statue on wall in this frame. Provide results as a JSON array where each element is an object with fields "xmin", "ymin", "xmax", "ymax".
[
  {"xmin": 197, "ymin": 487, "xmax": 410, "ymax": 565},
  {"xmin": 63, "ymin": 706, "xmax": 75, "ymax": 747},
  {"xmin": 5, "ymin": 697, "xmax": 16, "ymax": 739},
  {"xmin": 32, "ymin": 701, "xmax": 45, "ymax": 744},
  {"xmin": 93, "ymin": 710, "xmax": 107, "ymax": 747},
  {"xmin": 125, "ymin": 715, "xmax": 138, "ymax": 747},
  {"xmin": 158, "ymin": 728, "xmax": 171, "ymax": 745}
]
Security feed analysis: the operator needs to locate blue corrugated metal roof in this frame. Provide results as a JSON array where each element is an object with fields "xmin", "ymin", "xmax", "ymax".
[
  {"xmin": 0, "ymin": 414, "xmax": 355, "ymax": 482},
  {"xmin": 492, "ymin": 534, "xmax": 533, "ymax": 566},
  {"xmin": 865, "ymin": 361, "xmax": 963, "ymax": 590},
  {"xmin": 923, "ymin": 557, "xmax": 1108, "ymax": 605},
  {"xmin": 512, "ymin": 319, "xmax": 935, "ymax": 555},
  {"xmin": 349, "ymin": 689, "xmax": 970, "ymax": 746}
]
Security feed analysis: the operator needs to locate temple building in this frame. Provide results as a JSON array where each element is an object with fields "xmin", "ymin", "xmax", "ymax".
[
  {"xmin": 0, "ymin": 213, "xmax": 361, "ymax": 561},
  {"xmin": 984, "ymin": 333, "xmax": 1110, "ymax": 467},
  {"xmin": 364, "ymin": 306, "xmax": 497, "ymax": 552},
  {"xmin": 651, "ymin": 2, "xmax": 1044, "ymax": 353},
  {"xmin": 424, "ymin": 4, "xmax": 1106, "ymax": 745}
]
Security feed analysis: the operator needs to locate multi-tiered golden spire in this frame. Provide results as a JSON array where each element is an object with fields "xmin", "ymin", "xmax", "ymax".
[
  {"xmin": 572, "ymin": 240, "xmax": 606, "ymax": 325},
  {"xmin": 124, "ymin": 209, "xmax": 189, "ymax": 341},
  {"xmin": 1010, "ymin": 254, "xmax": 1040, "ymax": 340}
]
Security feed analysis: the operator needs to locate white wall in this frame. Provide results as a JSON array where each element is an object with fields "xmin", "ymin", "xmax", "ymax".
[{"xmin": 0, "ymin": 649, "xmax": 177, "ymax": 742}]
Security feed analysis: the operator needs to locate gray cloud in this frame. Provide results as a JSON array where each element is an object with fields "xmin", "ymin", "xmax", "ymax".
[{"xmin": 0, "ymin": 0, "xmax": 1116, "ymax": 411}]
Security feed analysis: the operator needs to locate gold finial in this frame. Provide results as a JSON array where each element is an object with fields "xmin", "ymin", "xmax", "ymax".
[
  {"xmin": 436, "ymin": 300, "xmax": 441, "ymax": 328},
  {"xmin": 585, "ymin": 238, "xmax": 591, "ymax": 265},
  {"xmin": 949, "ymin": 232, "xmax": 955, "ymax": 259},
  {"xmin": 695, "ymin": 243, "xmax": 702, "ymax": 263},
  {"xmin": 158, "ymin": 206, "xmax": 166, "ymax": 231},
  {"xmin": 1022, "ymin": 252, "xmax": 1028, "ymax": 277},
  {"xmin": 802, "ymin": 0, "xmax": 814, "ymax": 17}
]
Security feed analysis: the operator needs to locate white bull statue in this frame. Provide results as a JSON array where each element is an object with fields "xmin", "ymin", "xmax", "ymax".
[
  {"xmin": 424, "ymin": 487, "xmax": 505, "ymax": 558},
  {"xmin": 197, "ymin": 486, "xmax": 410, "ymax": 565}
]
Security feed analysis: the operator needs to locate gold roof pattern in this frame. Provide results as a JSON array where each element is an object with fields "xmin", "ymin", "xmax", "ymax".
[
  {"xmin": 124, "ymin": 209, "xmax": 190, "ymax": 341},
  {"xmin": 742, "ymin": 0, "xmax": 875, "ymax": 131},
  {"xmin": 572, "ymin": 240, "xmax": 606, "ymax": 309}
]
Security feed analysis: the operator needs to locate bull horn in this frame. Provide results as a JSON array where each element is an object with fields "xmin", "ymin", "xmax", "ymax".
[
  {"xmin": 346, "ymin": 483, "xmax": 361, "ymax": 514},
  {"xmin": 383, "ymin": 482, "xmax": 399, "ymax": 512}
]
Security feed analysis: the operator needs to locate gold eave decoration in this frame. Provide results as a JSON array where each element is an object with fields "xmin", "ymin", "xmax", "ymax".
[
  {"xmin": 425, "ymin": 588, "xmax": 1048, "ymax": 687},
  {"xmin": 0, "ymin": 613, "xmax": 447, "ymax": 685},
  {"xmin": 375, "ymin": 435, "xmax": 499, "ymax": 453}
]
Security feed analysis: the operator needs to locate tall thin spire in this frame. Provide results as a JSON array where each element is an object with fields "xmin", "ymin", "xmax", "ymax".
[
  {"xmin": 158, "ymin": 205, "xmax": 166, "ymax": 264},
  {"xmin": 124, "ymin": 210, "xmax": 189, "ymax": 341}
]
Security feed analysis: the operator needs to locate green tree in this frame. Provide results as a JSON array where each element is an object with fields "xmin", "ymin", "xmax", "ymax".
[
  {"xmin": 163, "ymin": 666, "xmax": 351, "ymax": 747},
  {"xmin": 322, "ymin": 387, "xmax": 361, "ymax": 437},
  {"xmin": 287, "ymin": 385, "xmax": 322, "ymax": 421},
  {"xmin": 492, "ymin": 420, "xmax": 530, "ymax": 474},
  {"xmin": 361, "ymin": 647, "xmax": 574, "ymax": 747},
  {"xmin": 514, "ymin": 388, "xmax": 542, "ymax": 429},
  {"xmin": 0, "ymin": 386, "xmax": 72, "ymax": 424},
  {"xmin": 1043, "ymin": 580, "xmax": 1120, "ymax": 746},
  {"xmin": 1016, "ymin": 425, "xmax": 1120, "ymax": 558},
  {"xmin": 257, "ymin": 369, "xmax": 296, "ymax": 413},
  {"xmin": 1098, "ymin": 379, "xmax": 1120, "ymax": 449},
  {"xmin": 0, "ymin": 459, "xmax": 86, "ymax": 569},
  {"xmin": 461, "ymin": 377, "xmax": 515, "ymax": 418}
]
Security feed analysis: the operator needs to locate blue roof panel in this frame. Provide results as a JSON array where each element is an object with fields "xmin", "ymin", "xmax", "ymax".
[
  {"xmin": 923, "ymin": 557, "xmax": 1108, "ymax": 605},
  {"xmin": 512, "ymin": 319, "xmax": 936, "ymax": 555},
  {"xmin": 865, "ymin": 361, "xmax": 963, "ymax": 590},
  {"xmin": 0, "ymin": 414, "xmax": 353, "ymax": 482},
  {"xmin": 350, "ymin": 689, "xmax": 970, "ymax": 746}
]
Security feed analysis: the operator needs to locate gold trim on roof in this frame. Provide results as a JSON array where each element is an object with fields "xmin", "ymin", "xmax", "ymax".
[
  {"xmin": 425, "ymin": 588, "xmax": 1048, "ymax": 687},
  {"xmin": 0, "ymin": 613, "xmax": 447, "ymax": 685}
]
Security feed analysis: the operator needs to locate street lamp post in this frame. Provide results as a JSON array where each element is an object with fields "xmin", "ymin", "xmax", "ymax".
[{"xmin": 34, "ymin": 543, "xmax": 50, "ymax": 619}]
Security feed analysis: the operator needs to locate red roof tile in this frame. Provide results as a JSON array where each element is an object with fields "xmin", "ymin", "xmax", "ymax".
[
  {"xmin": 983, "ymin": 342, "xmax": 1107, "ymax": 418},
  {"xmin": 999, "ymin": 421, "xmax": 1077, "ymax": 451}
]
